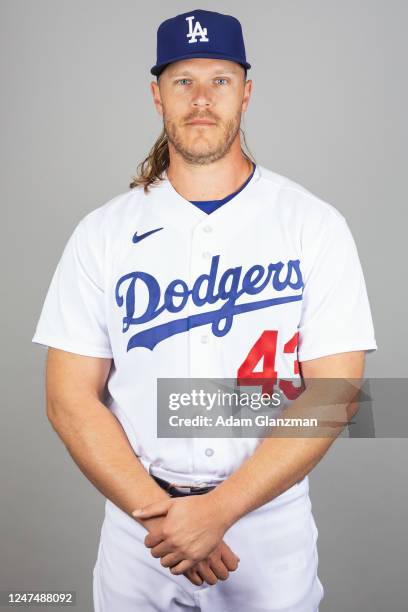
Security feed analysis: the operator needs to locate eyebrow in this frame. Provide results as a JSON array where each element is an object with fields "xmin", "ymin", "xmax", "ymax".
[{"xmin": 168, "ymin": 69, "xmax": 238, "ymax": 78}]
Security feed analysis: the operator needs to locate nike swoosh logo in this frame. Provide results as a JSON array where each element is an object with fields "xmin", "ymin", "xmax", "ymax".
[{"xmin": 132, "ymin": 227, "xmax": 163, "ymax": 244}]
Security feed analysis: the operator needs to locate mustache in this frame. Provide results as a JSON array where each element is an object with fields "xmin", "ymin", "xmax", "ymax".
[{"xmin": 183, "ymin": 112, "xmax": 219, "ymax": 123}]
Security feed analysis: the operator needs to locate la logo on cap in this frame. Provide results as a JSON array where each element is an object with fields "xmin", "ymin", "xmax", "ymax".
[{"xmin": 185, "ymin": 15, "xmax": 209, "ymax": 43}]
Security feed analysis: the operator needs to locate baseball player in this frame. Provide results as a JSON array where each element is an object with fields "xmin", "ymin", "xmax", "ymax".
[{"xmin": 32, "ymin": 8, "xmax": 377, "ymax": 612}]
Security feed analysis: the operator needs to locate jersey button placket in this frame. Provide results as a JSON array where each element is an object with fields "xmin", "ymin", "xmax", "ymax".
[
  {"xmin": 189, "ymin": 222, "xmax": 218, "ymax": 378},
  {"xmin": 189, "ymin": 222, "xmax": 218, "ymax": 472}
]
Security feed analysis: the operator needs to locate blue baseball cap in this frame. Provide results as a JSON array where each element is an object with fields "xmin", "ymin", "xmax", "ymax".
[{"xmin": 151, "ymin": 9, "xmax": 251, "ymax": 77}]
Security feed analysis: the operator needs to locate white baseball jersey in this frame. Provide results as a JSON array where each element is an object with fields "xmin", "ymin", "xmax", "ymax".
[{"xmin": 32, "ymin": 164, "xmax": 377, "ymax": 484}]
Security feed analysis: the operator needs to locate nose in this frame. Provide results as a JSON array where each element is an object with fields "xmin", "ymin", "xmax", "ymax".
[{"xmin": 191, "ymin": 83, "xmax": 212, "ymax": 109}]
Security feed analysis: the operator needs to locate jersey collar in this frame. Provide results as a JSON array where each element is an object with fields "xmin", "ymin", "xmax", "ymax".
[{"xmin": 150, "ymin": 164, "xmax": 262, "ymax": 231}]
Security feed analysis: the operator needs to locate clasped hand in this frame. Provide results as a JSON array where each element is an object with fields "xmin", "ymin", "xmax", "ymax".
[{"xmin": 132, "ymin": 493, "xmax": 235, "ymax": 576}]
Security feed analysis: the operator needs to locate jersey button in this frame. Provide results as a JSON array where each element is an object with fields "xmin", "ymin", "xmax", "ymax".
[
  {"xmin": 205, "ymin": 448, "xmax": 214, "ymax": 457},
  {"xmin": 202, "ymin": 251, "xmax": 212, "ymax": 259},
  {"xmin": 200, "ymin": 334, "xmax": 209, "ymax": 344},
  {"xmin": 203, "ymin": 225, "xmax": 212, "ymax": 233}
]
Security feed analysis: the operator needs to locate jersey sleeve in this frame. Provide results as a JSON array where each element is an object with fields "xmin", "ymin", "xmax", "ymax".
[
  {"xmin": 297, "ymin": 210, "xmax": 377, "ymax": 362},
  {"xmin": 31, "ymin": 211, "xmax": 113, "ymax": 358}
]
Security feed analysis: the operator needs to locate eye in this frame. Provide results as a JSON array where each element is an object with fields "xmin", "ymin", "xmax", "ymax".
[
  {"xmin": 214, "ymin": 78, "xmax": 229, "ymax": 85},
  {"xmin": 175, "ymin": 78, "xmax": 191, "ymax": 86}
]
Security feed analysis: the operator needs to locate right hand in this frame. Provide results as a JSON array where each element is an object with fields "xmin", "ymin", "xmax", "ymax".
[
  {"xmin": 185, "ymin": 540, "xmax": 240, "ymax": 586},
  {"xmin": 140, "ymin": 515, "xmax": 240, "ymax": 586}
]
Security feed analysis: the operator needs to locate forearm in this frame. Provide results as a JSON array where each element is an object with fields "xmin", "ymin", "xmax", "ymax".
[
  {"xmin": 210, "ymin": 383, "xmax": 358, "ymax": 526},
  {"xmin": 48, "ymin": 396, "xmax": 170, "ymax": 521},
  {"xmin": 211, "ymin": 431, "xmax": 333, "ymax": 527}
]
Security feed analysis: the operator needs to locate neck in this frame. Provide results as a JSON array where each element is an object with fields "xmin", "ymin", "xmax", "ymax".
[{"xmin": 166, "ymin": 141, "xmax": 253, "ymax": 201}]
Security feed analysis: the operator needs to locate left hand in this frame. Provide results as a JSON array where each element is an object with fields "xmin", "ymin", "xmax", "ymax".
[{"xmin": 132, "ymin": 493, "xmax": 231, "ymax": 574}]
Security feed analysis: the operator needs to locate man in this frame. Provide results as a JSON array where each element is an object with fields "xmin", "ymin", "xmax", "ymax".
[{"xmin": 32, "ymin": 8, "xmax": 377, "ymax": 611}]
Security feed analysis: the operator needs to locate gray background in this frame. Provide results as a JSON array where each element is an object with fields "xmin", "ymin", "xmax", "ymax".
[{"xmin": 1, "ymin": 0, "xmax": 407, "ymax": 610}]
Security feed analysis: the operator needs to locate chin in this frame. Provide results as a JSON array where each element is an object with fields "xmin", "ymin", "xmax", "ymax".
[
  {"xmin": 187, "ymin": 139, "xmax": 221, "ymax": 155},
  {"xmin": 188, "ymin": 149, "xmax": 219, "ymax": 162}
]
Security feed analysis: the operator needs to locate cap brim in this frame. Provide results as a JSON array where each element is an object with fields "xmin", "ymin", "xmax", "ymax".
[{"xmin": 151, "ymin": 52, "xmax": 251, "ymax": 76}]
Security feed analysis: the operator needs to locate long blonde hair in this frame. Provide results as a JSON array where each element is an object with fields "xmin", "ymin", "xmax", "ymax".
[{"xmin": 129, "ymin": 126, "xmax": 256, "ymax": 194}]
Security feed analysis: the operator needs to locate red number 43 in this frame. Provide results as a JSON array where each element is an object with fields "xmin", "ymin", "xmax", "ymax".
[{"xmin": 237, "ymin": 330, "xmax": 303, "ymax": 399}]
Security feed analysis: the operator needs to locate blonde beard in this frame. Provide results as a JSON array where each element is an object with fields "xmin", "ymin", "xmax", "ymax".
[{"xmin": 164, "ymin": 111, "xmax": 241, "ymax": 165}]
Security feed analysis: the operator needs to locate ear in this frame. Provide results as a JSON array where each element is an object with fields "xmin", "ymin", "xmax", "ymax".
[
  {"xmin": 241, "ymin": 79, "xmax": 253, "ymax": 114},
  {"xmin": 150, "ymin": 80, "xmax": 164, "ymax": 117}
]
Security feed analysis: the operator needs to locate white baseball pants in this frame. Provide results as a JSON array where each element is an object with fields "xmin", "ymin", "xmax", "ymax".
[{"xmin": 93, "ymin": 477, "xmax": 324, "ymax": 611}]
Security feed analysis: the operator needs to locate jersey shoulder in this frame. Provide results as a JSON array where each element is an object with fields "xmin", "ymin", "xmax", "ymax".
[
  {"xmin": 81, "ymin": 186, "xmax": 145, "ymax": 229},
  {"xmin": 257, "ymin": 165, "xmax": 346, "ymax": 225},
  {"xmin": 68, "ymin": 185, "xmax": 149, "ymax": 248}
]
